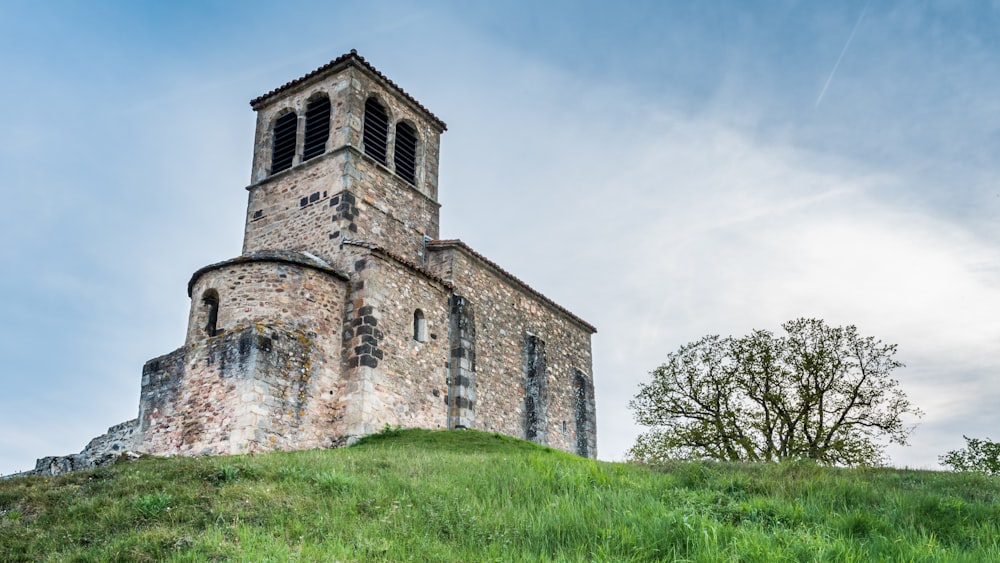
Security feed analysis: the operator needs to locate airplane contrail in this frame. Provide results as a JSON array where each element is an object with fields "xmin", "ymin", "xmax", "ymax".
[{"xmin": 816, "ymin": 0, "xmax": 871, "ymax": 107}]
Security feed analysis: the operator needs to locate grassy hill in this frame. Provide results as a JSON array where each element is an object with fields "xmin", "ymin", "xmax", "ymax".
[{"xmin": 2, "ymin": 429, "xmax": 999, "ymax": 562}]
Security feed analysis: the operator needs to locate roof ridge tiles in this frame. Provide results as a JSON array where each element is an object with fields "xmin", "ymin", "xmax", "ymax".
[
  {"xmin": 425, "ymin": 239, "xmax": 597, "ymax": 334},
  {"xmin": 340, "ymin": 238, "xmax": 453, "ymax": 289},
  {"xmin": 249, "ymin": 50, "xmax": 447, "ymax": 131}
]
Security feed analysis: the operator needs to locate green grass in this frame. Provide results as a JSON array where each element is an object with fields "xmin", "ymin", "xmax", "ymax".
[{"xmin": 2, "ymin": 429, "xmax": 999, "ymax": 561}]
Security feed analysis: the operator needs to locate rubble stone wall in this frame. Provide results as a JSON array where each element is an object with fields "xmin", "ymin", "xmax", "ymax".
[
  {"xmin": 427, "ymin": 244, "xmax": 597, "ymax": 457},
  {"xmin": 140, "ymin": 324, "xmax": 345, "ymax": 456},
  {"xmin": 27, "ymin": 419, "xmax": 140, "ymax": 477},
  {"xmin": 139, "ymin": 259, "xmax": 350, "ymax": 456},
  {"xmin": 242, "ymin": 151, "xmax": 441, "ymax": 269},
  {"xmin": 337, "ymin": 247, "xmax": 451, "ymax": 435},
  {"xmin": 186, "ymin": 258, "xmax": 347, "ymax": 347},
  {"xmin": 244, "ymin": 63, "xmax": 443, "ymax": 266}
]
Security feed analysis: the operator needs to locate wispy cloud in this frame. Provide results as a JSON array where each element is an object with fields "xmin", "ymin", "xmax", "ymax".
[{"xmin": 816, "ymin": 0, "xmax": 871, "ymax": 107}]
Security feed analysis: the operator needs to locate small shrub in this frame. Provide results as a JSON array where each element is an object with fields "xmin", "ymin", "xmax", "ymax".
[
  {"xmin": 277, "ymin": 465, "xmax": 309, "ymax": 481},
  {"xmin": 2, "ymin": 508, "xmax": 22, "ymax": 521},
  {"xmin": 838, "ymin": 510, "xmax": 889, "ymax": 538},
  {"xmin": 206, "ymin": 465, "xmax": 240, "ymax": 485},
  {"xmin": 133, "ymin": 492, "xmax": 173, "ymax": 519},
  {"xmin": 312, "ymin": 470, "xmax": 353, "ymax": 493},
  {"xmin": 380, "ymin": 423, "xmax": 403, "ymax": 436},
  {"xmin": 940, "ymin": 436, "xmax": 1000, "ymax": 476}
]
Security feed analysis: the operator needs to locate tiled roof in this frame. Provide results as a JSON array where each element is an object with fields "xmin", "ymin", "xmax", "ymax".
[
  {"xmin": 187, "ymin": 251, "xmax": 350, "ymax": 297},
  {"xmin": 340, "ymin": 238, "xmax": 454, "ymax": 289},
  {"xmin": 249, "ymin": 50, "xmax": 447, "ymax": 131},
  {"xmin": 426, "ymin": 239, "xmax": 597, "ymax": 334}
]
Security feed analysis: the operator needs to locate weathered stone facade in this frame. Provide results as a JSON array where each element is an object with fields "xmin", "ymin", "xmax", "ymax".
[
  {"xmin": 425, "ymin": 241, "xmax": 598, "ymax": 456},
  {"xmin": 27, "ymin": 51, "xmax": 597, "ymax": 475},
  {"xmin": 144, "ymin": 252, "xmax": 348, "ymax": 456}
]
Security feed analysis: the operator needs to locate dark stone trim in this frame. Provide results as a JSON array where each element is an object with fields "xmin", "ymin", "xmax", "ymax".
[
  {"xmin": 447, "ymin": 295, "xmax": 477, "ymax": 429},
  {"xmin": 524, "ymin": 333, "xmax": 548, "ymax": 444},
  {"xmin": 573, "ymin": 369, "xmax": 597, "ymax": 458}
]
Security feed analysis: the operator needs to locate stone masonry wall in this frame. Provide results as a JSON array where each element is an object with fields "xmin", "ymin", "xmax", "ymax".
[
  {"xmin": 28, "ymin": 420, "xmax": 140, "ymax": 476},
  {"xmin": 336, "ymin": 244, "xmax": 451, "ymax": 436},
  {"xmin": 139, "ymin": 346, "xmax": 186, "ymax": 446},
  {"xmin": 141, "ymin": 324, "xmax": 347, "ymax": 456},
  {"xmin": 243, "ymin": 151, "xmax": 441, "ymax": 269},
  {"xmin": 244, "ymin": 63, "xmax": 443, "ymax": 266},
  {"xmin": 139, "ymin": 258, "xmax": 350, "ymax": 456},
  {"xmin": 427, "ymin": 244, "xmax": 597, "ymax": 457},
  {"xmin": 249, "ymin": 63, "xmax": 443, "ymax": 201},
  {"xmin": 186, "ymin": 258, "xmax": 347, "ymax": 348}
]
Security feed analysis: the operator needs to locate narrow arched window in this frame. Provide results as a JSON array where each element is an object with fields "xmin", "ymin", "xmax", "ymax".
[
  {"xmin": 413, "ymin": 309, "xmax": 427, "ymax": 342},
  {"xmin": 363, "ymin": 97, "xmax": 388, "ymax": 164},
  {"xmin": 202, "ymin": 290, "xmax": 220, "ymax": 337},
  {"xmin": 270, "ymin": 112, "xmax": 297, "ymax": 174},
  {"xmin": 394, "ymin": 121, "xmax": 417, "ymax": 185},
  {"xmin": 302, "ymin": 96, "xmax": 331, "ymax": 162}
]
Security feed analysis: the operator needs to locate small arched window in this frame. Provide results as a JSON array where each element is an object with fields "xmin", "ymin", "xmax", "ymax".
[
  {"xmin": 270, "ymin": 111, "xmax": 298, "ymax": 174},
  {"xmin": 302, "ymin": 96, "xmax": 331, "ymax": 162},
  {"xmin": 413, "ymin": 309, "xmax": 427, "ymax": 342},
  {"xmin": 202, "ymin": 290, "xmax": 220, "ymax": 337},
  {"xmin": 362, "ymin": 97, "xmax": 389, "ymax": 164},
  {"xmin": 394, "ymin": 121, "xmax": 418, "ymax": 185}
]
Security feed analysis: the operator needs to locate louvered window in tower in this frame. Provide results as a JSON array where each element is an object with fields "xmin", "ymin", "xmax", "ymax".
[
  {"xmin": 394, "ymin": 121, "xmax": 417, "ymax": 185},
  {"xmin": 363, "ymin": 98, "xmax": 388, "ymax": 164},
  {"xmin": 302, "ymin": 96, "xmax": 331, "ymax": 162},
  {"xmin": 270, "ymin": 112, "xmax": 297, "ymax": 174}
]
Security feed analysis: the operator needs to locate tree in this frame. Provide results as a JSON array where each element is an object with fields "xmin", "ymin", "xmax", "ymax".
[
  {"xmin": 628, "ymin": 318, "xmax": 922, "ymax": 466},
  {"xmin": 940, "ymin": 436, "xmax": 1000, "ymax": 476}
]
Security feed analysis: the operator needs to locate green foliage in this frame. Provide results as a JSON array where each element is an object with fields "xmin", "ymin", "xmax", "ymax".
[
  {"xmin": 940, "ymin": 436, "xmax": 1000, "ymax": 476},
  {"xmin": 203, "ymin": 464, "xmax": 241, "ymax": 485},
  {"xmin": 133, "ymin": 493, "xmax": 174, "ymax": 519},
  {"xmin": 629, "ymin": 318, "xmax": 923, "ymax": 466},
  {"xmin": 2, "ymin": 429, "xmax": 999, "ymax": 561}
]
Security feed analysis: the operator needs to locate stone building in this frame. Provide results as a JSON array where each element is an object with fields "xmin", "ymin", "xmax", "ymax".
[{"xmin": 29, "ymin": 51, "xmax": 597, "ymax": 475}]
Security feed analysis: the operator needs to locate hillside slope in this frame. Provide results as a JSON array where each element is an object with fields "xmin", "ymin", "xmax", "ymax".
[{"xmin": 2, "ymin": 429, "xmax": 999, "ymax": 561}]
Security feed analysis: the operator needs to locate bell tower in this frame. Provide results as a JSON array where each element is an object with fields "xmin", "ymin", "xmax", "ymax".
[
  {"xmin": 24, "ymin": 51, "xmax": 600, "ymax": 474},
  {"xmin": 242, "ymin": 50, "xmax": 447, "ymax": 265}
]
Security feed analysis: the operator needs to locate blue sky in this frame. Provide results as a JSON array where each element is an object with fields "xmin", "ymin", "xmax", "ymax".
[{"xmin": 2, "ymin": 0, "xmax": 999, "ymax": 474}]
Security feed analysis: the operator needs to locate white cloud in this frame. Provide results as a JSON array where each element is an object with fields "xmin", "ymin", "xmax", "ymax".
[{"xmin": 565, "ymin": 115, "xmax": 1000, "ymax": 463}]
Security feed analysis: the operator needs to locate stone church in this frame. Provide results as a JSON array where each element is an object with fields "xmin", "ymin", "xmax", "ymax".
[{"xmin": 30, "ymin": 51, "xmax": 597, "ymax": 475}]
